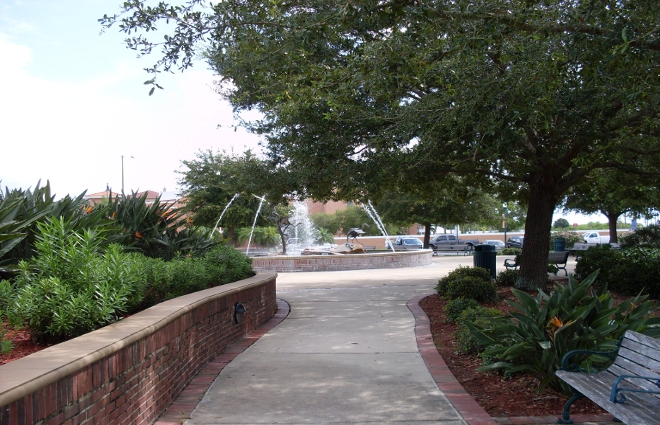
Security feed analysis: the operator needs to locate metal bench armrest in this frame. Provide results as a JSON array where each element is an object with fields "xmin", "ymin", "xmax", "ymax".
[
  {"xmin": 560, "ymin": 349, "xmax": 618, "ymax": 371},
  {"xmin": 610, "ymin": 375, "xmax": 660, "ymax": 403}
]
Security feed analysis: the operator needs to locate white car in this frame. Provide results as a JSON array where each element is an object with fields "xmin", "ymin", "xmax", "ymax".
[
  {"xmin": 385, "ymin": 237, "xmax": 423, "ymax": 250},
  {"xmin": 481, "ymin": 240, "xmax": 506, "ymax": 251}
]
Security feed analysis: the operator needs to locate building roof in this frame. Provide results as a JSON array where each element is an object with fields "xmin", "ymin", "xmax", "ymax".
[
  {"xmin": 83, "ymin": 190, "xmax": 120, "ymax": 199},
  {"xmin": 134, "ymin": 190, "xmax": 162, "ymax": 199}
]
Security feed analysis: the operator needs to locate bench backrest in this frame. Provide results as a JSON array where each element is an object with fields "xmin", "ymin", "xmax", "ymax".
[
  {"xmin": 611, "ymin": 331, "xmax": 660, "ymax": 394},
  {"xmin": 548, "ymin": 251, "xmax": 569, "ymax": 263},
  {"xmin": 434, "ymin": 244, "xmax": 469, "ymax": 250}
]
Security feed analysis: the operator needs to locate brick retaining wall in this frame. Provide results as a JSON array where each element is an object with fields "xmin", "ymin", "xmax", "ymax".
[
  {"xmin": 0, "ymin": 272, "xmax": 278, "ymax": 425},
  {"xmin": 251, "ymin": 250, "xmax": 433, "ymax": 272}
]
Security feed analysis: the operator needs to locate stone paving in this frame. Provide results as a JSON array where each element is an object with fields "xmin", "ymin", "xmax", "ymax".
[{"xmin": 155, "ymin": 255, "xmax": 618, "ymax": 425}]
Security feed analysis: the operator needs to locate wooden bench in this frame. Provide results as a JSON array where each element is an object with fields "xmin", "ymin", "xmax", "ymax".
[
  {"xmin": 503, "ymin": 251, "xmax": 569, "ymax": 276},
  {"xmin": 433, "ymin": 244, "xmax": 473, "ymax": 256},
  {"xmin": 556, "ymin": 330, "xmax": 660, "ymax": 424}
]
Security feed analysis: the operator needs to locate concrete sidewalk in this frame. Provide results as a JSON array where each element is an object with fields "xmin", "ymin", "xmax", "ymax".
[
  {"xmin": 164, "ymin": 255, "xmax": 614, "ymax": 425},
  {"xmin": 186, "ymin": 258, "xmax": 463, "ymax": 425}
]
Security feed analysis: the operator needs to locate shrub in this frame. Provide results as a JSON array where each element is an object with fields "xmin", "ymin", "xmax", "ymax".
[
  {"xmin": 495, "ymin": 269, "xmax": 519, "ymax": 287},
  {"xmin": 501, "ymin": 247, "xmax": 521, "ymax": 256},
  {"xmin": 619, "ymin": 224, "xmax": 660, "ymax": 249},
  {"xmin": 444, "ymin": 298, "xmax": 481, "ymax": 323},
  {"xmin": 454, "ymin": 307, "xmax": 504, "ymax": 354},
  {"xmin": 575, "ymin": 245, "xmax": 660, "ymax": 299},
  {"xmin": 550, "ymin": 230, "xmax": 582, "ymax": 249},
  {"xmin": 6, "ymin": 218, "xmax": 254, "ymax": 343},
  {"xmin": 466, "ymin": 271, "xmax": 660, "ymax": 392},
  {"xmin": 445, "ymin": 276, "xmax": 498, "ymax": 302},
  {"xmin": 437, "ymin": 266, "xmax": 493, "ymax": 297}
]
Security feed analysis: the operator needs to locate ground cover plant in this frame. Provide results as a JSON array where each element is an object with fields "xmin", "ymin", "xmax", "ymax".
[
  {"xmin": 1, "ymin": 217, "xmax": 253, "ymax": 344},
  {"xmin": 467, "ymin": 271, "xmax": 660, "ymax": 392},
  {"xmin": 0, "ymin": 183, "xmax": 254, "ymax": 350},
  {"xmin": 421, "ymin": 266, "xmax": 660, "ymax": 417}
]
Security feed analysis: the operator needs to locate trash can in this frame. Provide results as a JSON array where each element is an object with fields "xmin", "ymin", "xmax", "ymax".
[
  {"xmin": 553, "ymin": 236, "xmax": 566, "ymax": 252},
  {"xmin": 473, "ymin": 244, "xmax": 497, "ymax": 279}
]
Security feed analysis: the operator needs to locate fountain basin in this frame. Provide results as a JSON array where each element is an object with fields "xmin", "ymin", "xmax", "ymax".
[{"xmin": 251, "ymin": 249, "xmax": 433, "ymax": 272}]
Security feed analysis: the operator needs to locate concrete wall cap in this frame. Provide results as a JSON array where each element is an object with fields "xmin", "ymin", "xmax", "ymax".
[{"xmin": 0, "ymin": 271, "xmax": 277, "ymax": 407}]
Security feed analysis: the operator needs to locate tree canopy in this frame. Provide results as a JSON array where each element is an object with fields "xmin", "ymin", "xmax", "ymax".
[
  {"xmin": 560, "ymin": 168, "xmax": 659, "ymax": 242},
  {"xmin": 103, "ymin": 0, "xmax": 660, "ymax": 289},
  {"xmin": 178, "ymin": 149, "xmax": 304, "ymax": 252}
]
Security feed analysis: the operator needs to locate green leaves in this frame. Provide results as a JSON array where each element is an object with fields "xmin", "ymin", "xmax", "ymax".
[
  {"xmin": 468, "ymin": 271, "xmax": 660, "ymax": 392},
  {"xmin": 4, "ymin": 217, "xmax": 254, "ymax": 343}
]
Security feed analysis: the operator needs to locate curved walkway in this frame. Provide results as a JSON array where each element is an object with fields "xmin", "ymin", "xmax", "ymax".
[{"xmin": 156, "ymin": 256, "xmax": 617, "ymax": 425}]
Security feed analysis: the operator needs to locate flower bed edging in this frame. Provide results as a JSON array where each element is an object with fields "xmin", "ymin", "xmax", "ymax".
[{"xmin": 0, "ymin": 271, "xmax": 278, "ymax": 425}]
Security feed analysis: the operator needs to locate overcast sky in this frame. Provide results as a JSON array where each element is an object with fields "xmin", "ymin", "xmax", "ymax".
[
  {"xmin": 0, "ymin": 1, "xmax": 613, "ymax": 225},
  {"xmin": 0, "ymin": 0, "xmax": 262, "ymax": 198}
]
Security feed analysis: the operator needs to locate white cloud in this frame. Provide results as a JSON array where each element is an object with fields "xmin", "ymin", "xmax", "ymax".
[{"xmin": 0, "ymin": 36, "xmax": 263, "ymax": 197}]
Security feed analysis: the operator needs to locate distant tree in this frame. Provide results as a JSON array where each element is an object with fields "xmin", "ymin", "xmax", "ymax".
[
  {"xmin": 178, "ymin": 150, "xmax": 304, "ymax": 253},
  {"xmin": 553, "ymin": 218, "xmax": 570, "ymax": 229},
  {"xmin": 561, "ymin": 169, "xmax": 660, "ymax": 243},
  {"xmin": 376, "ymin": 179, "xmax": 494, "ymax": 248},
  {"xmin": 473, "ymin": 200, "xmax": 527, "ymax": 233}
]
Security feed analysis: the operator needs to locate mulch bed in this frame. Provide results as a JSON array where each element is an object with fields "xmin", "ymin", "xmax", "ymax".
[
  {"xmin": 0, "ymin": 325, "xmax": 50, "ymax": 366},
  {"xmin": 418, "ymin": 287, "xmax": 607, "ymax": 417}
]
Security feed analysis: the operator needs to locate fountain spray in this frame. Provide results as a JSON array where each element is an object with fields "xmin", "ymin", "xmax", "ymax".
[
  {"xmin": 210, "ymin": 193, "xmax": 239, "ymax": 239},
  {"xmin": 363, "ymin": 200, "xmax": 395, "ymax": 252},
  {"xmin": 246, "ymin": 194, "xmax": 266, "ymax": 256}
]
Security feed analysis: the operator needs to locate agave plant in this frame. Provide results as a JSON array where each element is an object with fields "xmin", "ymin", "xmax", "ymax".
[
  {"xmin": 108, "ymin": 192, "xmax": 217, "ymax": 260},
  {"xmin": 466, "ymin": 271, "xmax": 660, "ymax": 392},
  {"xmin": 0, "ymin": 181, "xmax": 119, "ymax": 271}
]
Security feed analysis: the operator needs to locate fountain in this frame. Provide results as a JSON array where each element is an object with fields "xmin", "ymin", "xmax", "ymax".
[
  {"xmin": 210, "ymin": 195, "xmax": 431, "ymax": 271},
  {"xmin": 249, "ymin": 199, "xmax": 432, "ymax": 272}
]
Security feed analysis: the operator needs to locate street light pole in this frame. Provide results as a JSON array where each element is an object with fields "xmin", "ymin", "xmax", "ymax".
[{"xmin": 121, "ymin": 155, "xmax": 134, "ymax": 194}]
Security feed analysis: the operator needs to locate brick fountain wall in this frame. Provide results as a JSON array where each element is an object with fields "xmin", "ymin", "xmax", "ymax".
[{"xmin": 251, "ymin": 250, "xmax": 433, "ymax": 272}]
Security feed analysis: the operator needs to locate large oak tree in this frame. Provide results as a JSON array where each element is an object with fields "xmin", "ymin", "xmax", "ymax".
[{"xmin": 103, "ymin": 0, "xmax": 660, "ymax": 289}]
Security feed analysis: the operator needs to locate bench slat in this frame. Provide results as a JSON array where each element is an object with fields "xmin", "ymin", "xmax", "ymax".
[
  {"xmin": 548, "ymin": 251, "xmax": 569, "ymax": 262},
  {"xmin": 608, "ymin": 363, "xmax": 660, "ymax": 394},
  {"xmin": 621, "ymin": 335, "xmax": 660, "ymax": 354},
  {"xmin": 557, "ymin": 331, "xmax": 660, "ymax": 424},
  {"xmin": 615, "ymin": 347, "xmax": 660, "ymax": 376},
  {"xmin": 623, "ymin": 331, "xmax": 660, "ymax": 350},
  {"xmin": 556, "ymin": 369, "xmax": 660, "ymax": 424}
]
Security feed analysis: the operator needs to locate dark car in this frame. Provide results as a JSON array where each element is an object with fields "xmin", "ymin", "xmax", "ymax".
[
  {"xmin": 506, "ymin": 236, "xmax": 524, "ymax": 249},
  {"xmin": 481, "ymin": 239, "xmax": 506, "ymax": 252},
  {"xmin": 428, "ymin": 234, "xmax": 480, "ymax": 250}
]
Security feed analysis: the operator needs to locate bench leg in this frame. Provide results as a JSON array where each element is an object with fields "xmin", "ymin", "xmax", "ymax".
[{"xmin": 557, "ymin": 392, "xmax": 584, "ymax": 424}]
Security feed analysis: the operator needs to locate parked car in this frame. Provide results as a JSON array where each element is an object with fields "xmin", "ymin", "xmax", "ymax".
[
  {"xmin": 481, "ymin": 240, "xmax": 505, "ymax": 251},
  {"xmin": 428, "ymin": 234, "xmax": 480, "ymax": 250},
  {"xmin": 581, "ymin": 232, "xmax": 610, "ymax": 244},
  {"xmin": 385, "ymin": 237, "xmax": 423, "ymax": 250},
  {"xmin": 506, "ymin": 236, "xmax": 524, "ymax": 249}
]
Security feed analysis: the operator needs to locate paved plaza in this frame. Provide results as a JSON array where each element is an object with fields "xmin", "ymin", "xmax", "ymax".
[{"xmin": 156, "ymin": 255, "xmax": 617, "ymax": 425}]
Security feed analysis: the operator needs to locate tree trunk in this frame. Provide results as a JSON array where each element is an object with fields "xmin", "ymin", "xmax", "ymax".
[
  {"xmin": 423, "ymin": 222, "xmax": 432, "ymax": 248},
  {"xmin": 276, "ymin": 217, "xmax": 288, "ymax": 255},
  {"xmin": 606, "ymin": 211, "xmax": 621, "ymax": 243},
  {"xmin": 515, "ymin": 183, "xmax": 559, "ymax": 291}
]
